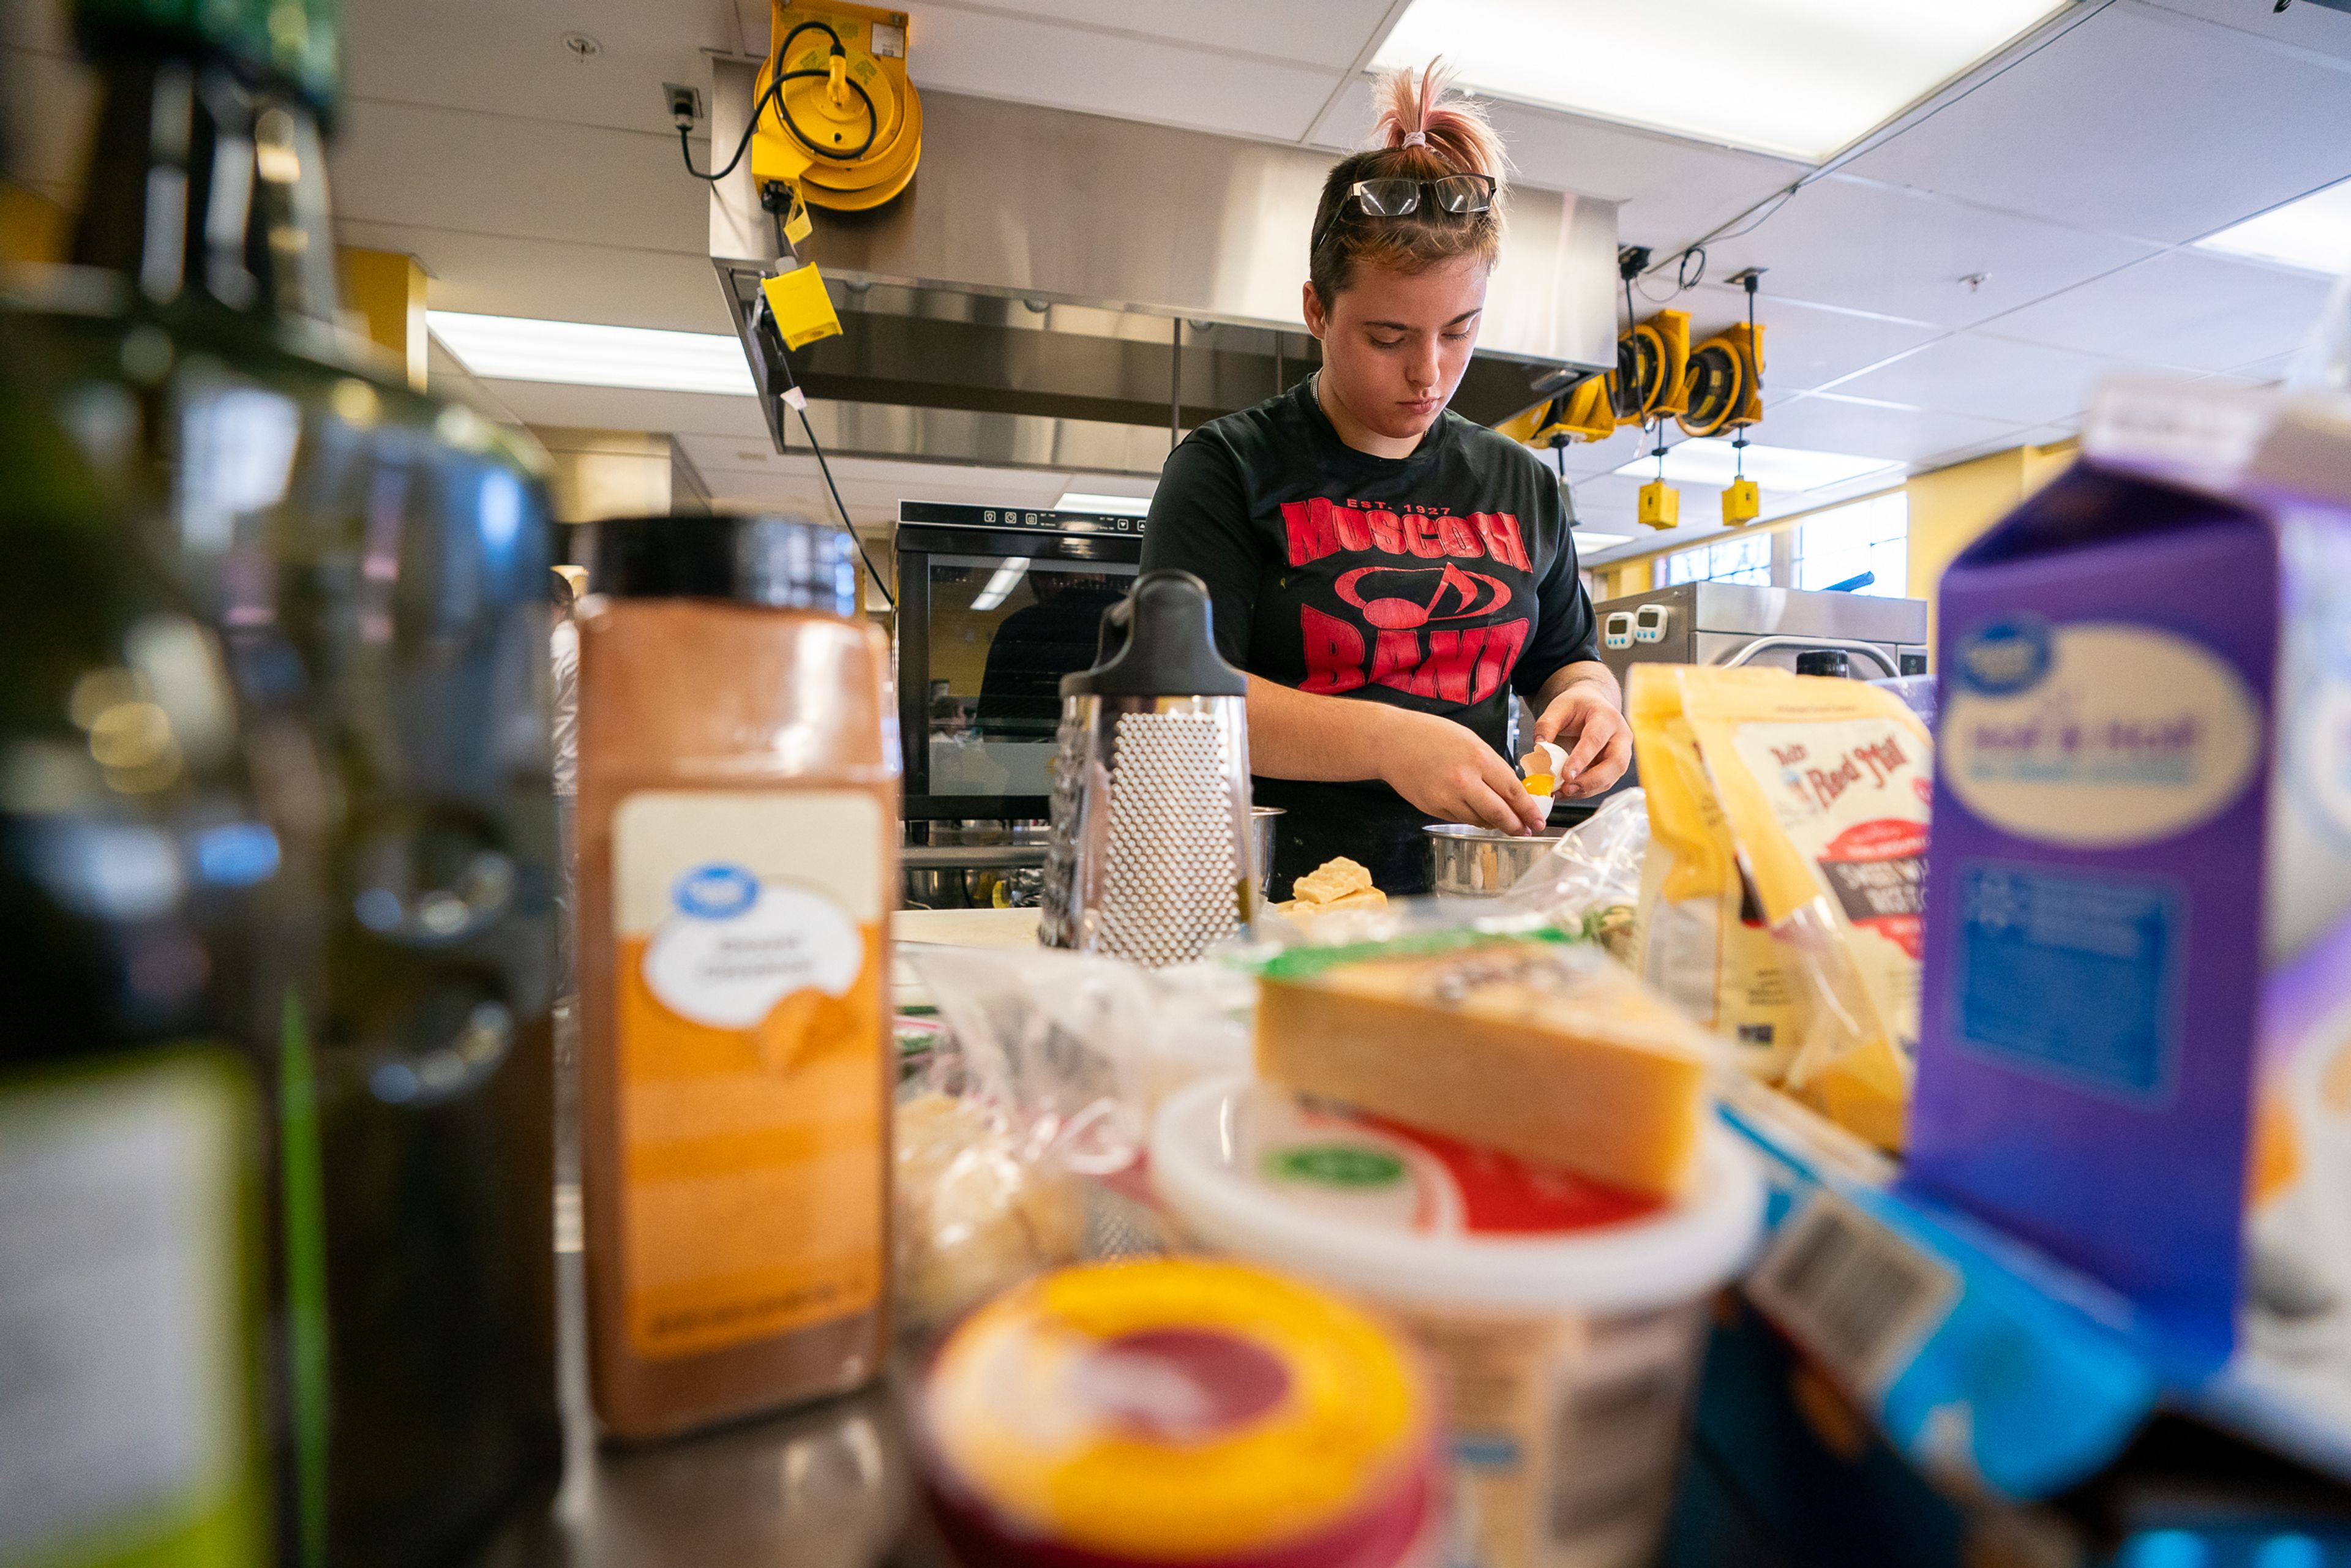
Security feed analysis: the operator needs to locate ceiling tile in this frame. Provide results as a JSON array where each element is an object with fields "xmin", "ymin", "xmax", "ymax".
[
  {"xmin": 909, "ymin": 0, "xmax": 1401, "ymax": 72},
  {"xmin": 2226, "ymin": 350, "xmax": 2296, "ymax": 384},
  {"xmin": 1556, "ymin": 422, "xmax": 1654, "ymax": 477},
  {"xmin": 1675, "ymin": 284, "xmax": 1946, "ymax": 393},
  {"xmin": 329, "ymin": 100, "xmax": 705, "ymax": 253},
  {"xmin": 1307, "ymin": 76, "xmax": 1805, "ymax": 247},
  {"xmin": 342, "ymin": 0, "xmax": 731, "ymax": 137},
  {"xmin": 340, "ymin": 221, "xmax": 737, "ymax": 335},
  {"xmin": 1840, "ymin": 4, "xmax": 2351, "ymax": 244},
  {"xmin": 1823, "ymin": 332, "xmax": 2124, "ymax": 425},
  {"xmin": 471, "ymin": 378, "xmax": 774, "ymax": 441},
  {"xmin": 1747, "ymin": 392, "xmax": 2025, "ymax": 463},
  {"xmin": 899, "ymin": 6, "xmax": 1343, "ymax": 141},
  {"xmin": 1974, "ymin": 249, "xmax": 2337, "ymax": 373},
  {"xmin": 1697, "ymin": 174, "xmax": 2160, "ymax": 328},
  {"xmin": 2132, "ymin": 0, "xmax": 2351, "ymax": 64},
  {"xmin": 1563, "ymin": 473, "xmax": 1660, "ymax": 528}
]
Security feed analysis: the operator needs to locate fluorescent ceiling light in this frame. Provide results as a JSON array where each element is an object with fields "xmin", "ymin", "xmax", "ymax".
[
  {"xmin": 969, "ymin": 557, "xmax": 1030, "ymax": 613},
  {"xmin": 2196, "ymin": 178, "xmax": 2351, "ymax": 277},
  {"xmin": 1573, "ymin": 530, "xmax": 1635, "ymax": 550},
  {"xmin": 1056, "ymin": 490, "xmax": 1152, "ymax": 516},
  {"xmin": 428, "ymin": 311, "xmax": 755, "ymax": 396},
  {"xmin": 1374, "ymin": 0, "xmax": 2069, "ymax": 163},
  {"xmin": 1613, "ymin": 438, "xmax": 1899, "ymax": 492}
]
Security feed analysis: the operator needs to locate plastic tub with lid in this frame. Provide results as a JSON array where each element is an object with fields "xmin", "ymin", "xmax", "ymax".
[
  {"xmin": 1151, "ymin": 1076, "xmax": 1765, "ymax": 1568},
  {"xmin": 914, "ymin": 1256, "xmax": 1443, "ymax": 1568}
]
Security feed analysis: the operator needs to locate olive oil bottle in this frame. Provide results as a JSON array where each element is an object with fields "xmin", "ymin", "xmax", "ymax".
[
  {"xmin": 21, "ymin": 0, "xmax": 564, "ymax": 1560},
  {"xmin": 0, "ymin": 312, "xmax": 281, "ymax": 1568}
]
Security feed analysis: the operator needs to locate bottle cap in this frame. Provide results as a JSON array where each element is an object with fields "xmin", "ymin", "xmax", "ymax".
[
  {"xmin": 75, "ymin": 0, "xmax": 342, "ymax": 114},
  {"xmin": 1795, "ymin": 648, "xmax": 1852, "ymax": 678},
  {"xmin": 585, "ymin": 514, "xmax": 860, "ymax": 617}
]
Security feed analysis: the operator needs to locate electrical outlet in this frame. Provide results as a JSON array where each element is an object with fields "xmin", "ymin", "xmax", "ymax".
[{"xmin": 663, "ymin": 83, "xmax": 705, "ymax": 126}]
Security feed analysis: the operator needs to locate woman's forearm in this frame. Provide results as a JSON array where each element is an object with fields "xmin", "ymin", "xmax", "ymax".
[{"xmin": 1244, "ymin": 674, "xmax": 1400, "ymax": 782}]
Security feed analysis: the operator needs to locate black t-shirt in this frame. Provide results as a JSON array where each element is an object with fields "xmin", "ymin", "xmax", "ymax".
[{"xmin": 1140, "ymin": 376, "xmax": 1600, "ymax": 897}]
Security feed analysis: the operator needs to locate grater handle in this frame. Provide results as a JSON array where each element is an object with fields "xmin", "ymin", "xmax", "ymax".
[{"xmin": 1093, "ymin": 593, "xmax": 1134, "ymax": 669}]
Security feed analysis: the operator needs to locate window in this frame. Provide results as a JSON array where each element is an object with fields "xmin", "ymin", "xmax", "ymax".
[
  {"xmin": 1793, "ymin": 493, "xmax": 1908, "ymax": 596},
  {"xmin": 1660, "ymin": 531, "xmax": 1772, "ymax": 589}
]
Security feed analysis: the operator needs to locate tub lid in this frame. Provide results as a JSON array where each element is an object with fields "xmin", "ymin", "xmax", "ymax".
[
  {"xmin": 918, "ymin": 1258, "xmax": 1434, "ymax": 1566},
  {"xmin": 1150, "ymin": 1076, "xmax": 1764, "ymax": 1315}
]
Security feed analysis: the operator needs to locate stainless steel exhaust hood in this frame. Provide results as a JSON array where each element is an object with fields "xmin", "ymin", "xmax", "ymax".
[{"xmin": 707, "ymin": 59, "xmax": 1619, "ymax": 476}]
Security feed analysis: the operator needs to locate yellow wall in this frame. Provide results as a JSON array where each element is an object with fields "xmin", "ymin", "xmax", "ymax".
[
  {"xmin": 1905, "ymin": 437, "xmax": 2078, "ymax": 651},
  {"xmin": 1592, "ymin": 556, "xmax": 1652, "ymax": 601},
  {"xmin": 1585, "ymin": 437, "xmax": 2080, "ymax": 646}
]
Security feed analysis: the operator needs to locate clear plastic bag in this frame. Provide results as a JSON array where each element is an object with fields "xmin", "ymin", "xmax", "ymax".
[
  {"xmin": 891, "ymin": 945, "xmax": 1253, "ymax": 1332},
  {"xmin": 1488, "ymin": 789, "xmax": 1650, "ymax": 958}
]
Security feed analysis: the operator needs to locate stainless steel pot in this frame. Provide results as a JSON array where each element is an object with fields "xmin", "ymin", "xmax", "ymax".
[
  {"xmin": 1425, "ymin": 821, "xmax": 1570, "ymax": 898},
  {"xmin": 1251, "ymin": 805, "xmax": 1283, "ymax": 896}
]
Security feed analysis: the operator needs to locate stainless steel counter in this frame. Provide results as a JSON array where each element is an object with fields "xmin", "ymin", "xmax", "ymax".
[{"xmin": 478, "ymin": 1234, "xmax": 947, "ymax": 1567}]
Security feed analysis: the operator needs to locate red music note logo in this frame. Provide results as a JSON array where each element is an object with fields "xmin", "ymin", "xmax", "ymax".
[{"xmin": 1335, "ymin": 563, "xmax": 1513, "ymax": 629}]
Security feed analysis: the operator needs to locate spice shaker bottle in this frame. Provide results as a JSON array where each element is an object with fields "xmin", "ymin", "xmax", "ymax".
[{"xmin": 574, "ymin": 514, "xmax": 897, "ymax": 1440}]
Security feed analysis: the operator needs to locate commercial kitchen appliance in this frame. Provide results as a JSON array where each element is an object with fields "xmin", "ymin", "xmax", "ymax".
[
  {"xmin": 1592, "ymin": 582, "xmax": 1927, "ymax": 686},
  {"xmin": 894, "ymin": 499, "xmax": 1145, "ymax": 824}
]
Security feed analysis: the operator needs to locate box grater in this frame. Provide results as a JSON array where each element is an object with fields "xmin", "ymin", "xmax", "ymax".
[{"xmin": 1039, "ymin": 571, "xmax": 1258, "ymax": 966}]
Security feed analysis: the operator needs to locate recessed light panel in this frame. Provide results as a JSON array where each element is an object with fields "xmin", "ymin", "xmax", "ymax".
[
  {"xmin": 2196, "ymin": 177, "xmax": 2351, "ymax": 277},
  {"xmin": 1374, "ymin": 0, "xmax": 2071, "ymax": 163},
  {"xmin": 1614, "ymin": 438, "xmax": 1899, "ymax": 491},
  {"xmin": 427, "ymin": 312, "xmax": 755, "ymax": 396},
  {"xmin": 1056, "ymin": 490, "xmax": 1153, "ymax": 516}
]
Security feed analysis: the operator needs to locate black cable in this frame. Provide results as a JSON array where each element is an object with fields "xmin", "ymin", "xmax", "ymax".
[
  {"xmin": 677, "ymin": 20, "xmax": 870, "ymax": 184},
  {"xmin": 770, "ymin": 345, "xmax": 896, "ymax": 610},
  {"xmin": 677, "ymin": 75, "xmax": 779, "ymax": 182},
  {"xmin": 774, "ymin": 70, "xmax": 877, "ymax": 161},
  {"xmin": 771, "ymin": 20, "xmax": 877, "ymax": 163},
  {"xmin": 797, "ymin": 402, "xmax": 894, "ymax": 609},
  {"xmin": 1676, "ymin": 246, "xmax": 1707, "ymax": 291}
]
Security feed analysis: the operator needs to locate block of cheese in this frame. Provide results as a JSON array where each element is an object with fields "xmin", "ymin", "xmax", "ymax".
[
  {"xmin": 1276, "ymin": 886, "xmax": 1389, "ymax": 920},
  {"xmin": 1254, "ymin": 934, "xmax": 1721, "ymax": 1198},
  {"xmin": 1292, "ymin": 856, "xmax": 1377, "ymax": 906}
]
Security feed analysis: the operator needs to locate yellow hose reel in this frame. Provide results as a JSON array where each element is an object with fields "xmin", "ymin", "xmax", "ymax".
[
  {"xmin": 1676, "ymin": 323, "xmax": 1765, "ymax": 438},
  {"xmin": 752, "ymin": 0, "xmax": 922, "ymax": 212}
]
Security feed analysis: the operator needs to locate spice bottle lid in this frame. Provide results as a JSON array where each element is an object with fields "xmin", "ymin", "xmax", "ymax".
[{"xmin": 584, "ymin": 514, "xmax": 860, "ymax": 616}]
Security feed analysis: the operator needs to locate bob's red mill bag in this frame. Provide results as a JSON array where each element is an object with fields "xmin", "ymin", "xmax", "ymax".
[{"xmin": 1630, "ymin": 665, "xmax": 1932, "ymax": 1150}]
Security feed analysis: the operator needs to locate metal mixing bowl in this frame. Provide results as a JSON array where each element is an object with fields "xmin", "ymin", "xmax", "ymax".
[
  {"xmin": 1425, "ymin": 820, "xmax": 1571, "ymax": 898},
  {"xmin": 1250, "ymin": 806, "xmax": 1283, "ymax": 896}
]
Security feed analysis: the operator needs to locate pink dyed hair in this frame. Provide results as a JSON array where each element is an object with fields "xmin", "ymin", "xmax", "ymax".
[{"xmin": 1308, "ymin": 59, "xmax": 1510, "ymax": 304}]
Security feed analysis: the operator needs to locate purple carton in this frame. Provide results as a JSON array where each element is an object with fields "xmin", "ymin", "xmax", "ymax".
[{"xmin": 1910, "ymin": 381, "xmax": 2351, "ymax": 1385}]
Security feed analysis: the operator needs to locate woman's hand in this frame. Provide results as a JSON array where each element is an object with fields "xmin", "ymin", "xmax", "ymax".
[
  {"xmin": 1532, "ymin": 680, "xmax": 1633, "ymax": 798},
  {"xmin": 1379, "ymin": 708, "xmax": 1545, "ymax": 834}
]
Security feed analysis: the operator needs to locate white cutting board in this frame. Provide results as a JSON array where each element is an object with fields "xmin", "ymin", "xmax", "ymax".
[{"xmin": 893, "ymin": 907, "xmax": 1042, "ymax": 1008}]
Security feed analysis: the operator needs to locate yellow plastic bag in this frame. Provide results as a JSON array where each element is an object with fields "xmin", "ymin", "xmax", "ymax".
[{"xmin": 1631, "ymin": 666, "xmax": 1932, "ymax": 1150}]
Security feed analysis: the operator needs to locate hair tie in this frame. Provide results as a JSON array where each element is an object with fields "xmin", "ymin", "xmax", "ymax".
[{"xmin": 1401, "ymin": 129, "xmax": 1428, "ymax": 147}]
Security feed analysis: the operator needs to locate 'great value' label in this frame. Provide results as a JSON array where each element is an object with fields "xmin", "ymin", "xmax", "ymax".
[{"xmin": 1944, "ymin": 618, "xmax": 2262, "ymax": 849}]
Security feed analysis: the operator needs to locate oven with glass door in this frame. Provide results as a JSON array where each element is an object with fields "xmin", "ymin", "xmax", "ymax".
[{"xmin": 894, "ymin": 500, "xmax": 1146, "ymax": 821}]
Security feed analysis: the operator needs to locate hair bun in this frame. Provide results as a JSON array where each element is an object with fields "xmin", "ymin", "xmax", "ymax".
[{"xmin": 1371, "ymin": 58, "xmax": 1509, "ymax": 195}]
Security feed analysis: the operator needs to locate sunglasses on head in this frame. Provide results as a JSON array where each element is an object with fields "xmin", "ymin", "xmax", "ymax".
[{"xmin": 1312, "ymin": 173, "xmax": 1498, "ymax": 252}]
